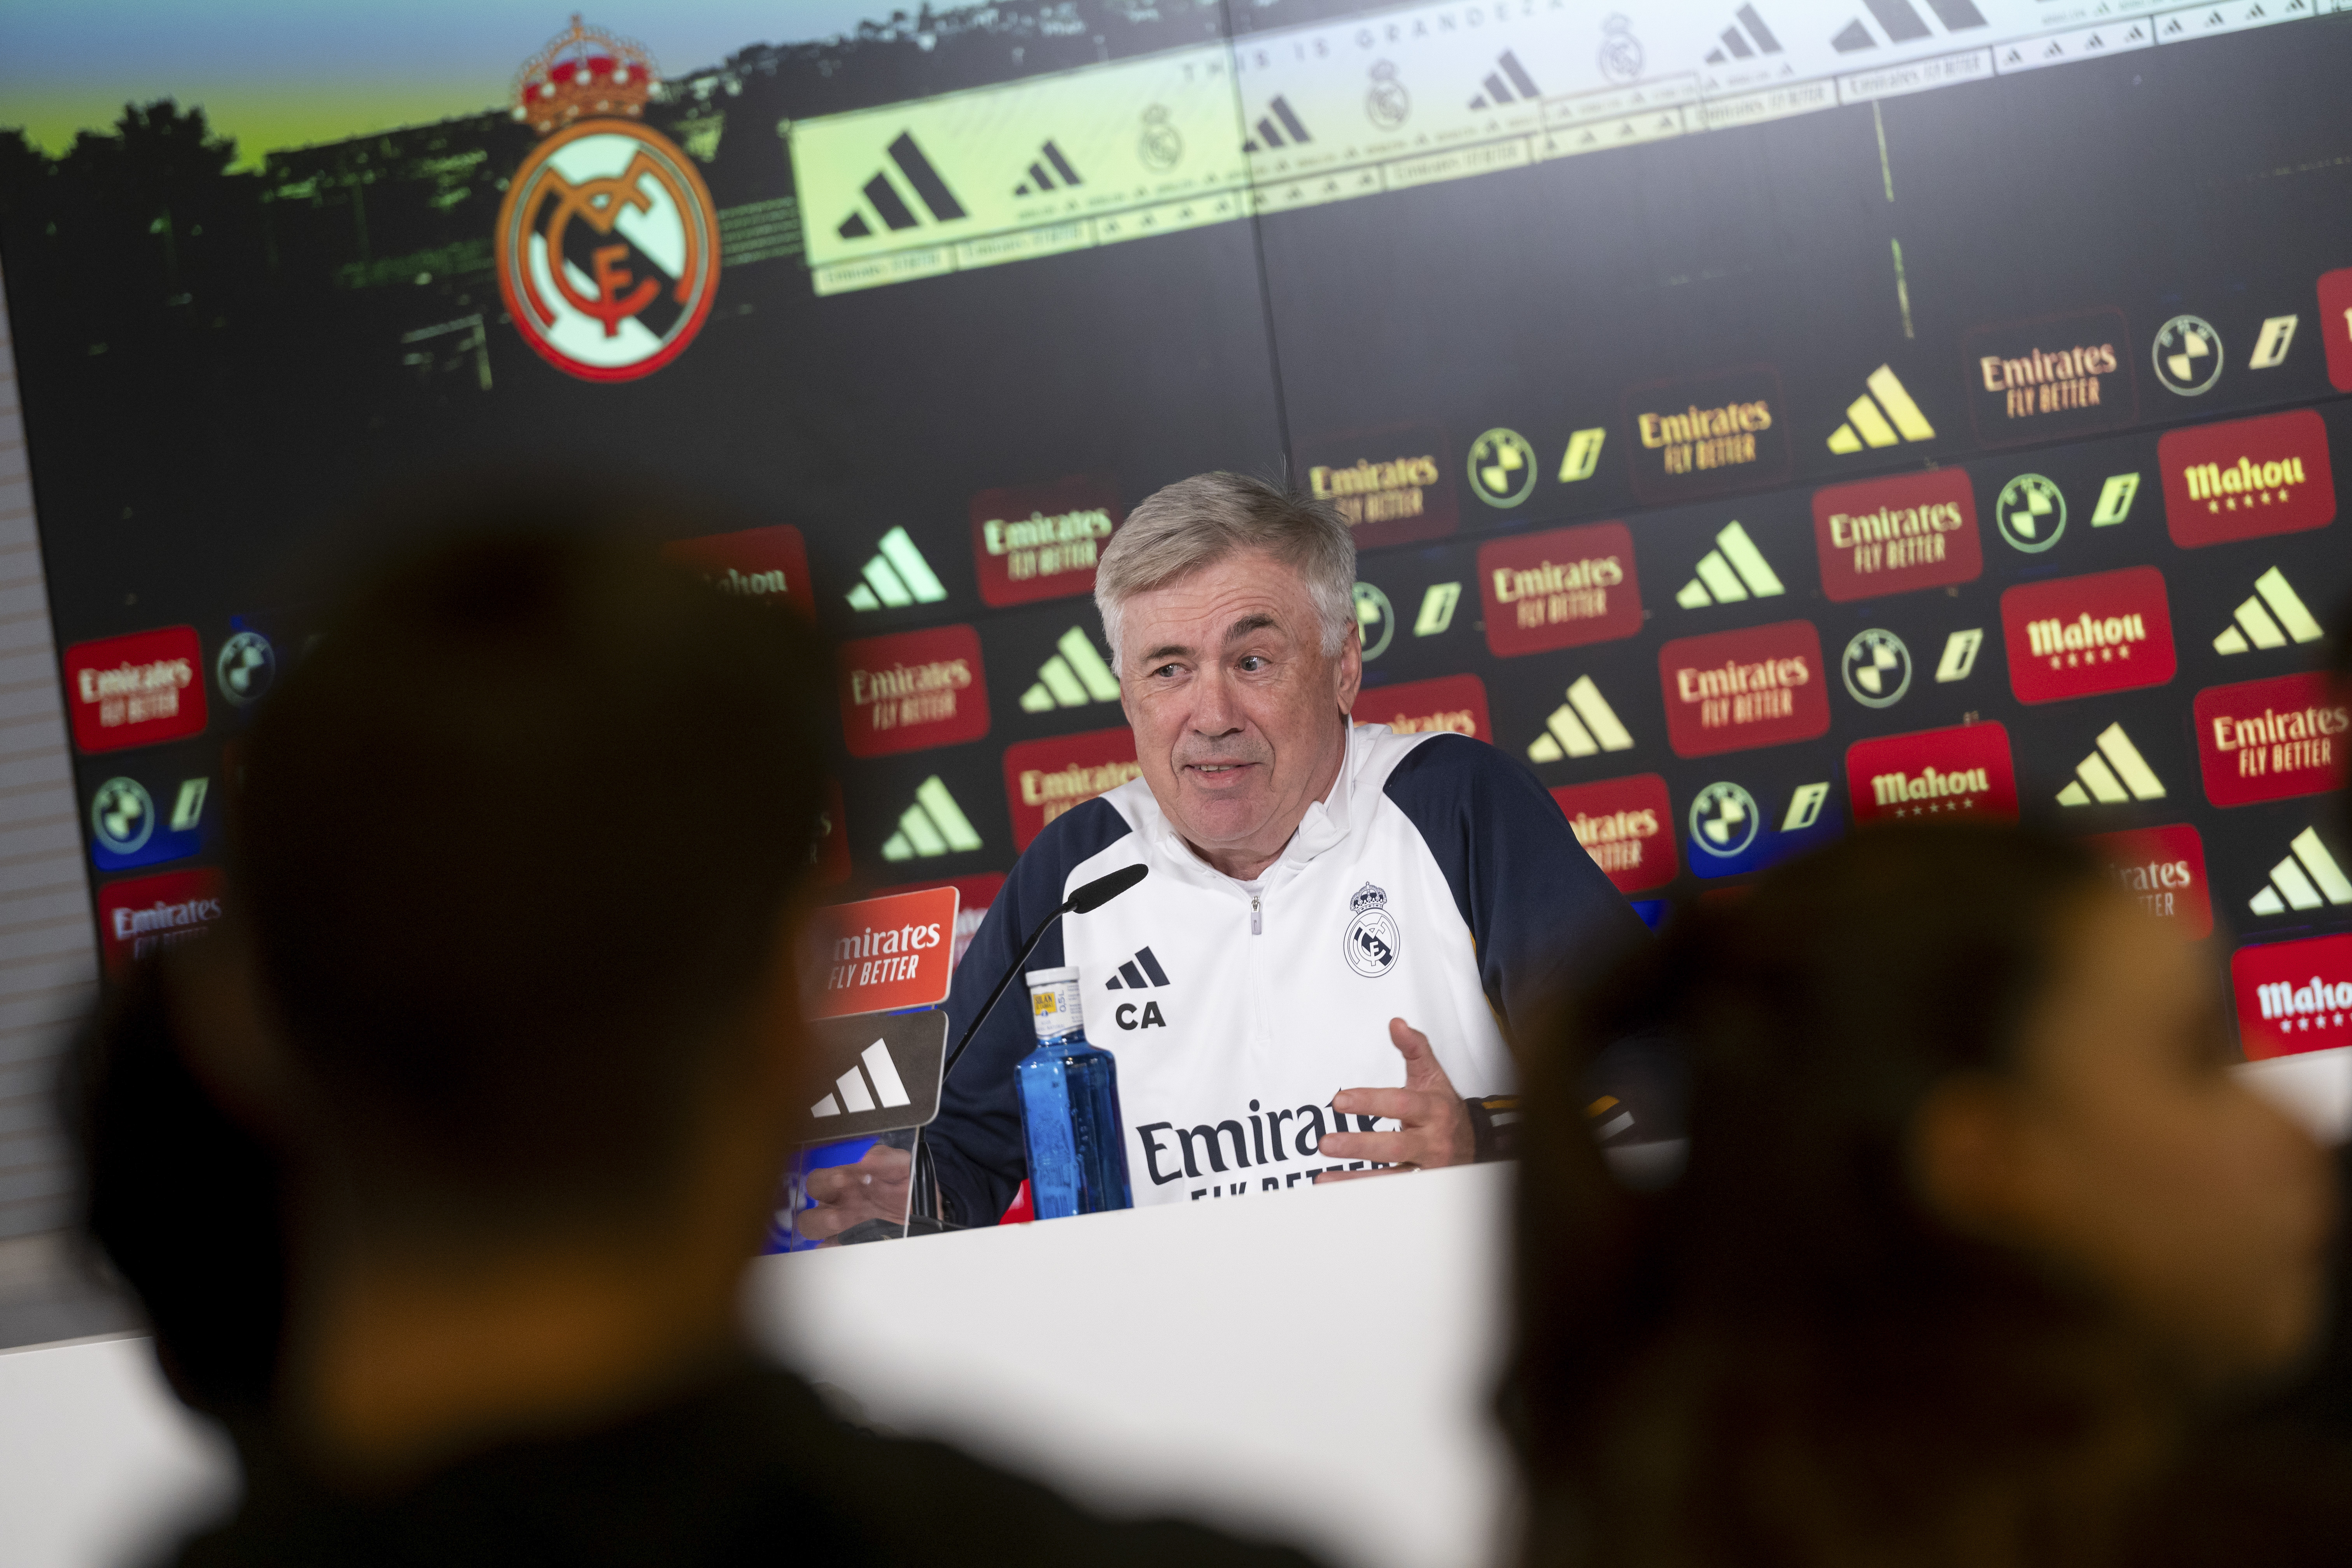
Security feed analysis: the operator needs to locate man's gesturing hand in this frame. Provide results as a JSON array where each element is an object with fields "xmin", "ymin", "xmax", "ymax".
[
  {"xmin": 797, "ymin": 1144, "xmax": 913, "ymax": 1242},
  {"xmin": 1315, "ymin": 1018, "xmax": 1476, "ymax": 1179}
]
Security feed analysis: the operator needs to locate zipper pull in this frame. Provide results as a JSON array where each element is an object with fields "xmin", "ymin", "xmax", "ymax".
[{"xmin": 1251, "ymin": 896, "xmax": 1262, "ymax": 936}]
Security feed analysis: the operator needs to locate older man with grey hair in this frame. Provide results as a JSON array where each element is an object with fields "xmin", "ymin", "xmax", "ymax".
[{"xmin": 805, "ymin": 472, "xmax": 1646, "ymax": 1232}]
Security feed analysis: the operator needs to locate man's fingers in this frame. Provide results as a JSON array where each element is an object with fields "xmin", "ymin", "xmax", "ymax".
[
  {"xmin": 1332, "ymin": 1087, "xmax": 1439, "ymax": 1123},
  {"xmin": 804, "ymin": 1166, "xmax": 904, "ymax": 1206},
  {"xmin": 859, "ymin": 1145, "xmax": 914, "ymax": 1178},
  {"xmin": 1390, "ymin": 1017, "xmax": 1456, "ymax": 1095},
  {"xmin": 1319, "ymin": 1129, "xmax": 1427, "ymax": 1166}
]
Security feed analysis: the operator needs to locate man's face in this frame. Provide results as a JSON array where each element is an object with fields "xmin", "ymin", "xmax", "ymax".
[{"xmin": 1115, "ymin": 550, "xmax": 1361, "ymax": 873}]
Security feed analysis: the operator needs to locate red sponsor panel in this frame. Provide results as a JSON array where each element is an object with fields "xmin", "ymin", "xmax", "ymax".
[
  {"xmin": 2232, "ymin": 934, "xmax": 2352, "ymax": 1060},
  {"xmin": 1846, "ymin": 722, "xmax": 2019, "ymax": 824},
  {"xmin": 969, "ymin": 474, "xmax": 1123, "ymax": 609},
  {"xmin": 1810, "ymin": 469, "xmax": 1982, "ymax": 603},
  {"xmin": 1352, "ymin": 674, "xmax": 1492, "ymax": 743},
  {"xmin": 1001, "ymin": 725, "xmax": 1141, "ymax": 853},
  {"xmin": 1478, "ymin": 522, "xmax": 1643, "ymax": 658},
  {"xmin": 64, "ymin": 626, "xmax": 207, "ymax": 754},
  {"xmin": 1999, "ymin": 567, "xmax": 2176, "ymax": 704},
  {"xmin": 1551, "ymin": 774, "xmax": 1677, "ymax": 894},
  {"xmin": 2321, "ymin": 269, "xmax": 2352, "ymax": 394},
  {"xmin": 1657, "ymin": 620, "xmax": 1830, "ymax": 759},
  {"xmin": 2082, "ymin": 823, "xmax": 2214, "ymax": 942},
  {"xmin": 877, "ymin": 872, "xmax": 1006, "ymax": 970},
  {"xmin": 1296, "ymin": 423, "xmax": 1458, "ymax": 550},
  {"xmin": 97, "ymin": 866, "xmax": 225, "ymax": 977},
  {"xmin": 660, "ymin": 525, "xmax": 815, "ymax": 618},
  {"xmin": 837, "ymin": 625, "xmax": 990, "ymax": 759},
  {"xmin": 2193, "ymin": 671, "xmax": 2350, "ymax": 808},
  {"xmin": 2159, "ymin": 409, "xmax": 2335, "ymax": 548},
  {"xmin": 805, "ymin": 887, "xmax": 961, "ymax": 1019}
]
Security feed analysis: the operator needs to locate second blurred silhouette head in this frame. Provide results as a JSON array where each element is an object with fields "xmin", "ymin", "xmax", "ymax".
[{"xmin": 1510, "ymin": 824, "xmax": 2333, "ymax": 1568}]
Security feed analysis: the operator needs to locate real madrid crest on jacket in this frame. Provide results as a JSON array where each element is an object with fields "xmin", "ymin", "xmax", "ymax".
[{"xmin": 927, "ymin": 724, "xmax": 1648, "ymax": 1223}]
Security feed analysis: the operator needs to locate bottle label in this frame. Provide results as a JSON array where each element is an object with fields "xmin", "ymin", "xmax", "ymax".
[{"xmin": 1029, "ymin": 974, "xmax": 1084, "ymax": 1041}]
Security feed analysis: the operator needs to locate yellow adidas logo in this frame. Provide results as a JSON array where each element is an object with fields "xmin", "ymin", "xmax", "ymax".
[{"xmin": 1826, "ymin": 366, "xmax": 1936, "ymax": 454}]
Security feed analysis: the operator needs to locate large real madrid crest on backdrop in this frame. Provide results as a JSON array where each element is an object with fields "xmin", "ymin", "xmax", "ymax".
[{"xmin": 495, "ymin": 16, "xmax": 720, "ymax": 382}]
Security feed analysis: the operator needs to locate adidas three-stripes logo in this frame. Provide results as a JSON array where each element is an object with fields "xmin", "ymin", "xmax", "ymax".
[
  {"xmin": 2054, "ymin": 724, "xmax": 2165, "ymax": 806},
  {"xmin": 1102, "ymin": 947, "xmax": 1171, "ymax": 990},
  {"xmin": 1826, "ymin": 366, "xmax": 1936, "ymax": 453},
  {"xmin": 1675, "ymin": 522, "xmax": 1785, "ymax": 608},
  {"xmin": 810, "ymin": 1039, "xmax": 914, "ymax": 1120},
  {"xmin": 880, "ymin": 777, "xmax": 983, "ymax": 862},
  {"xmin": 1526, "ymin": 677, "xmax": 1634, "ymax": 763},
  {"xmin": 2214, "ymin": 568, "xmax": 2324, "ymax": 654},
  {"xmin": 1021, "ymin": 628, "xmax": 1120, "ymax": 712},
  {"xmin": 2249, "ymin": 829, "xmax": 2352, "ymax": 916},
  {"xmin": 846, "ymin": 528, "xmax": 948, "ymax": 611}
]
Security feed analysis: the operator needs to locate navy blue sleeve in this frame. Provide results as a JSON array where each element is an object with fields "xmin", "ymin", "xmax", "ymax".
[
  {"xmin": 925, "ymin": 798, "xmax": 1134, "ymax": 1228},
  {"xmin": 1381, "ymin": 734, "xmax": 1650, "ymax": 1043}
]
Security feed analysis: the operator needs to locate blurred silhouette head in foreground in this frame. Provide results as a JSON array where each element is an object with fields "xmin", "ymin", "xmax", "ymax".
[
  {"xmin": 75, "ymin": 504, "xmax": 828, "ymax": 1477},
  {"xmin": 1510, "ymin": 823, "xmax": 2334, "ymax": 1568},
  {"xmin": 69, "ymin": 505, "xmax": 1328, "ymax": 1566}
]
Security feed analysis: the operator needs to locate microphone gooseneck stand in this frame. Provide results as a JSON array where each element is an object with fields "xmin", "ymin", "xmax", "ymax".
[{"xmin": 902, "ymin": 864, "xmax": 1149, "ymax": 1234}]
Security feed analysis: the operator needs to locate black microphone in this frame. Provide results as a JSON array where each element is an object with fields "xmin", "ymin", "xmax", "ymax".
[{"xmin": 937, "ymin": 864, "xmax": 1148, "ymax": 1084}]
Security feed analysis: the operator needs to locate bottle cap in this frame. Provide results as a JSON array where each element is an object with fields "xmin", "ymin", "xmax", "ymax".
[{"xmin": 1026, "ymin": 966, "xmax": 1083, "ymax": 1042}]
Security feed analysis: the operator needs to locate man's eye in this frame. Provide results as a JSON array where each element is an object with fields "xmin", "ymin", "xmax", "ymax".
[
  {"xmin": 1153, "ymin": 664, "xmax": 1182, "ymax": 679},
  {"xmin": 1238, "ymin": 656, "xmax": 1266, "ymax": 672}
]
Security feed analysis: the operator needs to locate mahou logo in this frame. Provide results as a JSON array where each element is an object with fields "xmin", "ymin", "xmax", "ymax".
[
  {"xmin": 1810, "ymin": 469, "xmax": 1983, "ymax": 602},
  {"xmin": 1352, "ymin": 674, "xmax": 1491, "ymax": 742},
  {"xmin": 1001, "ymin": 724, "xmax": 1141, "ymax": 852},
  {"xmin": 97, "ymin": 866, "xmax": 225, "ymax": 977},
  {"xmin": 2159, "ymin": 408, "xmax": 2335, "ymax": 549},
  {"xmin": 64, "ymin": 626, "xmax": 207, "ymax": 754},
  {"xmin": 494, "ymin": 19, "xmax": 720, "ymax": 381},
  {"xmin": 1297, "ymin": 423, "xmax": 1458, "ymax": 550},
  {"xmin": 1846, "ymin": 722, "xmax": 2019, "ymax": 824},
  {"xmin": 1999, "ymin": 566, "xmax": 2176, "ymax": 705},
  {"xmin": 1551, "ymin": 774, "xmax": 1676, "ymax": 894},
  {"xmin": 2193, "ymin": 670, "xmax": 2349, "ymax": 808},
  {"xmin": 836, "ymin": 625, "xmax": 990, "ymax": 759},
  {"xmin": 1657, "ymin": 620, "xmax": 1830, "ymax": 759},
  {"xmin": 660, "ymin": 525, "xmax": 814, "ymax": 618},
  {"xmin": 2231, "ymin": 933, "xmax": 2352, "ymax": 1060},
  {"xmin": 969, "ymin": 474, "xmax": 1124, "ymax": 609},
  {"xmin": 2082, "ymin": 823, "xmax": 2213, "ymax": 941},
  {"xmin": 1478, "ymin": 522, "xmax": 1643, "ymax": 658}
]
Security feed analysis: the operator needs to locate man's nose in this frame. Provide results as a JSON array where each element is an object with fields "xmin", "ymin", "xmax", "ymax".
[{"xmin": 1189, "ymin": 665, "xmax": 1244, "ymax": 738}]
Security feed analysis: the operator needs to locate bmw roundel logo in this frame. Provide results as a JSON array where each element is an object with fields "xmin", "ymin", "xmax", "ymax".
[
  {"xmin": 91, "ymin": 777, "xmax": 154, "ymax": 856},
  {"xmin": 1688, "ymin": 781, "xmax": 1759, "ymax": 860},
  {"xmin": 217, "ymin": 630, "xmax": 276, "ymax": 706},
  {"xmin": 1840, "ymin": 628, "xmax": 1912, "ymax": 709}
]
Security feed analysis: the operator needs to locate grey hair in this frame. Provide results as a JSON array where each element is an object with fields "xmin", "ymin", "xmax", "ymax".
[{"xmin": 1095, "ymin": 472, "xmax": 1356, "ymax": 672}]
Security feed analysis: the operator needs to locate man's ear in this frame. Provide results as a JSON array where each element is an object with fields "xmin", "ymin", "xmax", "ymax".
[
  {"xmin": 1911, "ymin": 1074, "xmax": 2025, "ymax": 1239},
  {"xmin": 1334, "ymin": 620, "xmax": 1363, "ymax": 713}
]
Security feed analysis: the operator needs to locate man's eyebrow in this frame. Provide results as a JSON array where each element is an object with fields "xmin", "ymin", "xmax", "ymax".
[
  {"xmin": 1139, "ymin": 640, "xmax": 1194, "ymax": 666},
  {"xmin": 1222, "ymin": 613, "xmax": 1279, "ymax": 646}
]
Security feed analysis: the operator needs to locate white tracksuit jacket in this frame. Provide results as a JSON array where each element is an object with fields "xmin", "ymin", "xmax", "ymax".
[{"xmin": 927, "ymin": 724, "xmax": 1648, "ymax": 1222}]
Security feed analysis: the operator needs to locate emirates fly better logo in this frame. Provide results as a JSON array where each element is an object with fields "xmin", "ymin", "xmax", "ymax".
[{"xmin": 495, "ymin": 19, "xmax": 720, "ymax": 381}]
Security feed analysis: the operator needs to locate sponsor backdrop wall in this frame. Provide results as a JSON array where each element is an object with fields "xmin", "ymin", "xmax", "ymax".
[{"xmin": 8, "ymin": 0, "xmax": 2352, "ymax": 1115}]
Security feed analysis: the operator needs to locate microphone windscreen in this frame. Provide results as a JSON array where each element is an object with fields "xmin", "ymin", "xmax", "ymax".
[{"xmin": 1066, "ymin": 863, "xmax": 1148, "ymax": 914}]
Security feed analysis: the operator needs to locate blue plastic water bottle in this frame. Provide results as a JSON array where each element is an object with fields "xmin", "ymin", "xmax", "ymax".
[{"xmin": 1015, "ymin": 966, "xmax": 1133, "ymax": 1219}]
